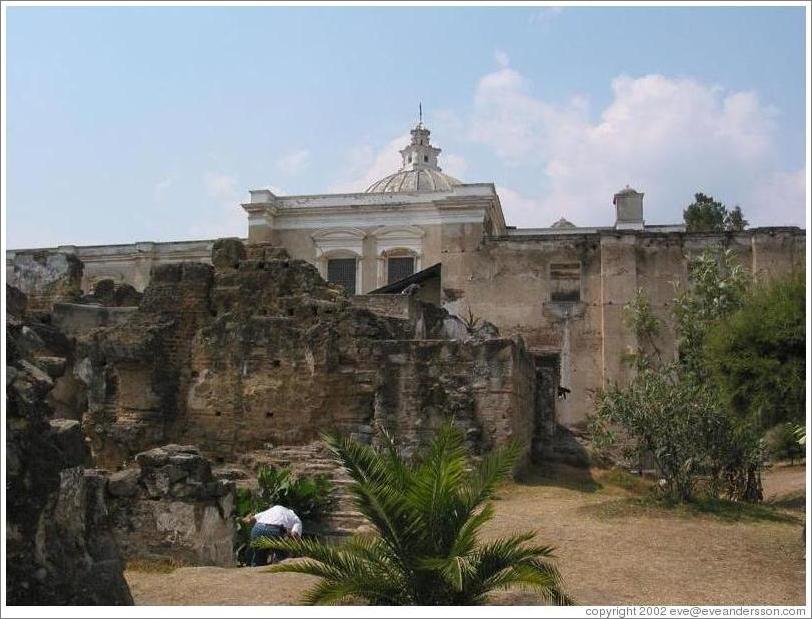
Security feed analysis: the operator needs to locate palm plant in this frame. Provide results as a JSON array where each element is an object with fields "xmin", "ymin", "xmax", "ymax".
[{"xmin": 254, "ymin": 423, "xmax": 572, "ymax": 605}]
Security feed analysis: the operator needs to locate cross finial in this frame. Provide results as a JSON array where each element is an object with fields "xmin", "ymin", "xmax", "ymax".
[{"xmin": 419, "ymin": 102, "xmax": 422, "ymax": 125}]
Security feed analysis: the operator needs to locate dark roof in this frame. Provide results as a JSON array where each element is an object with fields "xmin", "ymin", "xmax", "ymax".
[{"xmin": 369, "ymin": 263, "xmax": 441, "ymax": 294}]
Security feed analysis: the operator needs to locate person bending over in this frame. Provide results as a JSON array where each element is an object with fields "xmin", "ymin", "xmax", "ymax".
[{"xmin": 242, "ymin": 504, "xmax": 302, "ymax": 566}]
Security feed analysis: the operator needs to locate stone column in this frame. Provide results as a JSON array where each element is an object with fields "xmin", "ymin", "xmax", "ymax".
[
  {"xmin": 243, "ymin": 190, "xmax": 278, "ymax": 244},
  {"xmin": 599, "ymin": 233, "xmax": 639, "ymax": 388}
]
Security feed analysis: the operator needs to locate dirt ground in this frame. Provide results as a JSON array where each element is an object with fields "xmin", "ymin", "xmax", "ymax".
[{"xmin": 126, "ymin": 463, "xmax": 807, "ymax": 606}]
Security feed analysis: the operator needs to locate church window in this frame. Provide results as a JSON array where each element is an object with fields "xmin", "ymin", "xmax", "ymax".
[
  {"xmin": 423, "ymin": 155, "xmax": 428, "ymax": 162},
  {"xmin": 387, "ymin": 256, "xmax": 415, "ymax": 284},
  {"xmin": 549, "ymin": 263, "xmax": 581, "ymax": 302},
  {"xmin": 327, "ymin": 258, "xmax": 357, "ymax": 294}
]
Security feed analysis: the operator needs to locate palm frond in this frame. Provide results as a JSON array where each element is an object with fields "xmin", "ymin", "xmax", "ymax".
[{"xmin": 269, "ymin": 422, "xmax": 571, "ymax": 606}]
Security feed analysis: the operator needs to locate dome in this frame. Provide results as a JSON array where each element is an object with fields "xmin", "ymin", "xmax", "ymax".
[
  {"xmin": 550, "ymin": 217, "xmax": 576, "ymax": 229},
  {"xmin": 365, "ymin": 168, "xmax": 461, "ymax": 193},
  {"xmin": 364, "ymin": 120, "xmax": 461, "ymax": 193}
]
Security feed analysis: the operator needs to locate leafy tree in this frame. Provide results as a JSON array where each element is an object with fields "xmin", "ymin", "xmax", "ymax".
[
  {"xmin": 704, "ymin": 271, "xmax": 806, "ymax": 429},
  {"xmin": 255, "ymin": 424, "xmax": 572, "ymax": 605},
  {"xmin": 591, "ymin": 365, "xmax": 733, "ymax": 502},
  {"xmin": 725, "ymin": 206, "xmax": 748, "ymax": 232},
  {"xmin": 672, "ymin": 248, "xmax": 749, "ymax": 379},
  {"xmin": 622, "ymin": 287, "xmax": 663, "ymax": 369},
  {"xmin": 592, "ymin": 248, "xmax": 766, "ymax": 502},
  {"xmin": 683, "ymin": 193, "xmax": 748, "ymax": 233},
  {"xmin": 763, "ymin": 423, "xmax": 805, "ymax": 464}
]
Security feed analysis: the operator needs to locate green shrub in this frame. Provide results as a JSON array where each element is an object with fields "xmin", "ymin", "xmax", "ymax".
[
  {"xmin": 256, "ymin": 424, "xmax": 572, "ymax": 605},
  {"xmin": 704, "ymin": 271, "xmax": 806, "ymax": 429},
  {"xmin": 763, "ymin": 423, "xmax": 805, "ymax": 464},
  {"xmin": 234, "ymin": 465, "xmax": 335, "ymax": 563}
]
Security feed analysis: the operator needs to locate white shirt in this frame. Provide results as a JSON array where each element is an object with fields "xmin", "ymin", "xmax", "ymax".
[{"xmin": 254, "ymin": 505, "xmax": 302, "ymax": 536}]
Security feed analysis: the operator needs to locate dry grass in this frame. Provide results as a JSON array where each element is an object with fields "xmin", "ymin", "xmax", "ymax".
[
  {"xmin": 126, "ymin": 557, "xmax": 189, "ymax": 574},
  {"xmin": 125, "ymin": 463, "xmax": 806, "ymax": 606}
]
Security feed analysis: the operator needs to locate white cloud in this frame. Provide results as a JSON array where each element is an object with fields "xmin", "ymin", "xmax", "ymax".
[
  {"xmin": 204, "ymin": 171, "xmax": 239, "ymax": 201},
  {"xmin": 195, "ymin": 172, "xmax": 244, "ymax": 238},
  {"xmin": 494, "ymin": 49, "xmax": 510, "ymax": 68},
  {"xmin": 328, "ymin": 134, "xmax": 408, "ymax": 193},
  {"xmin": 276, "ymin": 149, "xmax": 311, "ymax": 176},
  {"xmin": 529, "ymin": 7, "xmax": 564, "ymax": 25},
  {"xmin": 443, "ymin": 154, "xmax": 467, "ymax": 180},
  {"xmin": 496, "ymin": 186, "xmax": 551, "ymax": 228},
  {"xmin": 328, "ymin": 131, "xmax": 468, "ymax": 194},
  {"xmin": 469, "ymin": 68, "xmax": 805, "ymax": 228},
  {"xmin": 153, "ymin": 177, "xmax": 173, "ymax": 202}
]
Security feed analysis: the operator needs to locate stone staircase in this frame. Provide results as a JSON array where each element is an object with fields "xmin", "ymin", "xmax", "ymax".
[{"xmin": 233, "ymin": 443, "xmax": 367, "ymax": 538}]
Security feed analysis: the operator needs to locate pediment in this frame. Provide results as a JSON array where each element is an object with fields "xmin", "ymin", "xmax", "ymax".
[
  {"xmin": 372, "ymin": 225, "xmax": 425, "ymax": 240},
  {"xmin": 311, "ymin": 227, "xmax": 367, "ymax": 241}
]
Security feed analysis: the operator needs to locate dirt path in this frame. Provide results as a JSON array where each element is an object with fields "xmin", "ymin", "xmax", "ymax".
[{"xmin": 126, "ymin": 464, "xmax": 806, "ymax": 606}]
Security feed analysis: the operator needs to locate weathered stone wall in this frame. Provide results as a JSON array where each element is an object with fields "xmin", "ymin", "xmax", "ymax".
[
  {"xmin": 53, "ymin": 303, "xmax": 139, "ymax": 339},
  {"xmin": 370, "ymin": 337, "xmax": 535, "ymax": 465},
  {"xmin": 106, "ymin": 445, "xmax": 235, "ymax": 567},
  {"xmin": 7, "ymin": 251, "xmax": 84, "ymax": 312},
  {"xmin": 6, "ymin": 287, "xmax": 132, "ymax": 605},
  {"xmin": 441, "ymin": 227, "xmax": 806, "ymax": 428},
  {"xmin": 6, "ymin": 239, "xmax": 216, "ymax": 293},
  {"xmin": 77, "ymin": 262, "xmax": 214, "ymax": 468},
  {"xmin": 350, "ymin": 294, "xmax": 415, "ymax": 319},
  {"xmin": 75, "ymin": 241, "xmax": 537, "ymax": 472}
]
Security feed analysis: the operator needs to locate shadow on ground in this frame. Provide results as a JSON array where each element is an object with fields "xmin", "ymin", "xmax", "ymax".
[
  {"xmin": 580, "ymin": 494, "xmax": 804, "ymax": 524},
  {"xmin": 517, "ymin": 463, "xmax": 602, "ymax": 493}
]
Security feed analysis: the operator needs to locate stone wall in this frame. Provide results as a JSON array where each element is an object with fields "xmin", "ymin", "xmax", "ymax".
[
  {"xmin": 371, "ymin": 337, "xmax": 536, "ymax": 467},
  {"xmin": 441, "ymin": 226, "xmax": 806, "ymax": 427},
  {"xmin": 350, "ymin": 294, "xmax": 415, "ymax": 319},
  {"xmin": 53, "ymin": 303, "xmax": 139, "ymax": 339},
  {"xmin": 106, "ymin": 445, "xmax": 235, "ymax": 567},
  {"xmin": 7, "ymin": 239, "xmax": 216, "ymax": 293},
  {"xmin": 7, "ymin": 251, "xmax": 84, "ymax": 312},
  {"xmin": 75, "ymin": 241, "xmax": 538, "ymax": 472},
  {"xmin": 6, "ymin": 286, "xmax": 132, "ymax": 605}
]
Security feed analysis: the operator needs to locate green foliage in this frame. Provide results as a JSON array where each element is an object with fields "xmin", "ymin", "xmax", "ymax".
[
  {"xmin": 592, "ymin": 247, "xmax": 766, "ymax": 503},
  {"xmin": 763, "ymin": 424, "xmax": 805, "ymax": 464},
  {"xmin": 704, "ymin": 272, "xmax": 806, "ymax": 429},
  {"xmin": 683, "ymin": 193, "xmax": 748, "ymax": 233},
  {"xmin": 255, "ymin": 424, "xmax": 573, "ymax": 605},
  {"xmin": 591, "ymin": 365, "xmax": 733, "ymax": 502},
  {"xmin": 672, "ymin": 248, "xmax": 749, "ymax": 379},
  {"xmin": 622, "ymin": 288, "xmax": 662, "ymax": 369},
  {"xmin": 234, "ymin": 465, "xmax": 335, "ymax": 561},
  {"xmin": 794, "ymin": 424, "xmax": 807, "ymax": 447}
]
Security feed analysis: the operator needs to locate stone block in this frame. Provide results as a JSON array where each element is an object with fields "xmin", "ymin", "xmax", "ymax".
[
  {"xmin": 107, "ymin": 468, "xmax": 141, "ymax": 498},
  {"xmin": 211, "ymin": 238, "xmax": 246, "ymax": 271},
  {"xmin": 49, "ymin": 419, "xmax": 90, "ymax": 468}
]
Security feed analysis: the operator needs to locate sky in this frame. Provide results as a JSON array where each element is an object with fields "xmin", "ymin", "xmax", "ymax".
[{"xmin": 4, "ymin": 4, "xmax": 808, "ymax": 248}]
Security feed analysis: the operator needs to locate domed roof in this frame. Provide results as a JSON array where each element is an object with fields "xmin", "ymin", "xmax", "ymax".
[
  {"xmin": 551, "ymin": 217, "xmax": 576, "ymax": 229},
  {"xmin": 366, "ymin": 167, "xmax": 461, "ymax": 193},
  {"xmin": 365, "ymin": 120, "xmax": 461, "ymax": 194}
]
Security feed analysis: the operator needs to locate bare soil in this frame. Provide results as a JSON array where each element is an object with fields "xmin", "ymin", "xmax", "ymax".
[{"xmin": 126, "ymin": 463, "xmax": 806, "ymax": 606}]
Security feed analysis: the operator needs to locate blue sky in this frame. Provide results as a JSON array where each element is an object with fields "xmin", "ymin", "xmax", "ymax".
[{"xmin": 5, "ymin": 5, "xmax": 807, "ymax": 248}]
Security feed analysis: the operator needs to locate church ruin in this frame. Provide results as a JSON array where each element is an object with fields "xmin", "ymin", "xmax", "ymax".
[{"xmin": 8, "ymin": 120, "xmax": 805, "ymax": 431}]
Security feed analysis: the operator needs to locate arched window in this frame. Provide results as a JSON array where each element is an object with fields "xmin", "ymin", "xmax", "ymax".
[
  {"xmin": 311, "ymin": 228, "xmax": 366, "ymax": 294},
  {"xmin": 386, "ymin": 251, "xmax": 416, "ymax": 284},
  {"xmin": 327, "ymin": 255, "xmax": 358, "ymax": 294},
  {"xmin": 372, "ymin": 225, "xmax": 424, "ymax": 288}
]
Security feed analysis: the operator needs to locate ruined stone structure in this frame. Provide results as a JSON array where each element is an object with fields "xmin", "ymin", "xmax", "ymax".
[
  {"xmin": 6, "ymin": 286, "xmax": 132, "ymax": 605},
  {"xmin": 5, "ymin": 239, "xmax": 541, "ymax": 576},
  {"xmin": 7, "ymin": 121, "xmax": 806, "ymax": 431},
  {"xmin": 106, "ymin": 444, "xmax": 236, "ymax": 567},
  {"xmin": 5, "ymin": 120, "xmax": 806, "ymax": 591},
  {"xmin": 73, "ymin": 241, "xmax": 537, "ymax": 471}
]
